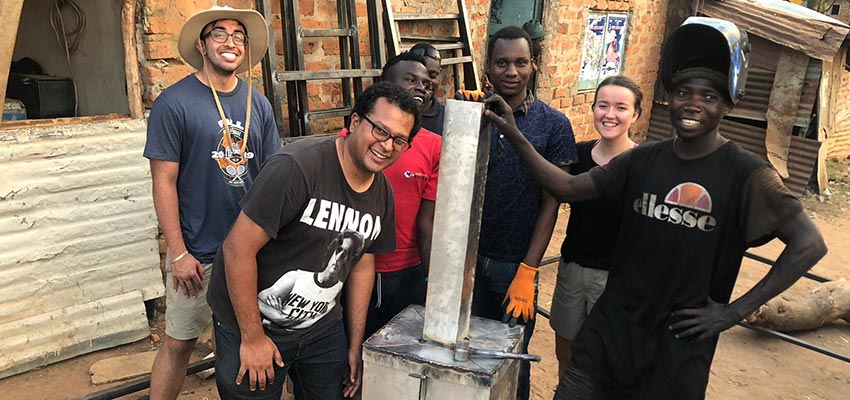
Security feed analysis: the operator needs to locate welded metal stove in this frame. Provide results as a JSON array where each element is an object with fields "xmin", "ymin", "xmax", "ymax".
[{"xmin": 362, "ymin": 100, "xmax": 530, "ymax": 400}]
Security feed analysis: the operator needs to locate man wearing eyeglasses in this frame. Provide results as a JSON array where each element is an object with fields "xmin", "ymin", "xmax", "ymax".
[
  {"xmin": 410, "ymin": 43, "xmax": 446, "ymax": 135},
  {"xmin": 361, "ymin": 52, "xmax": 442, "ymax": 339},
  {"xmin": 206, "ymin": 82, "xmax": 420, "ymax": 399},
  {"xmin": 143, "ymin": 6, "xmax": 280, "ymax": 399}
]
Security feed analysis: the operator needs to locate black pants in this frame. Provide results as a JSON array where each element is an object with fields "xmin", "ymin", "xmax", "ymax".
[
  {"xmin": 471, "ymin": 255, "xmax": 537, "ymax": 400},
  {"xmin": 365, "ymin": 264, "xmax": 427, "ymax": 339}
]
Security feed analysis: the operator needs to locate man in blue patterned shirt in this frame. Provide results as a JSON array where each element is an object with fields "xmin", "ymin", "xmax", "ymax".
[{"xmin": 471, "ymin": 25, "xmax": 578, "ymax": 400}]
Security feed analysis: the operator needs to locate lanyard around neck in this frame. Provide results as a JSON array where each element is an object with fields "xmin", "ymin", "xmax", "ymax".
[{"xmin": 203, "ymin": 48, "xmax": 253, "ymax": 157}]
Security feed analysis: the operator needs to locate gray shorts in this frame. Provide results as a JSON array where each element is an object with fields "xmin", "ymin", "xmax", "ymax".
[
  {"xmin": 164, "ymin": 251, "xmax": 213, "ymax": 340},
  {"xmin": 549, "ymin": 258, "xmax": 609, "ymax": 340}
]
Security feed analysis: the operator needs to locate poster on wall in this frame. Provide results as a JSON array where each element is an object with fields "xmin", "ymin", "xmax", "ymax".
[{"xmin": 579, "ymin": 12, "xmax": 629, "ymax": 92}]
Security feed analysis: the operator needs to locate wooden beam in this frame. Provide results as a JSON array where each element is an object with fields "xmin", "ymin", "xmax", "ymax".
[
  {"xmin": 815, "ymin": 48, "xmax": 843, "ymax": 194},
  {"xmin": 0, "ymin": 0, "xmax": 24, "ymax": 109},
  {"xmin": 122, "ymin": 0, "xmax": 144, "ymax": 119},
  {"xmin": 765, "ymin": 48, "xmax": 808, "ymax": 178}
]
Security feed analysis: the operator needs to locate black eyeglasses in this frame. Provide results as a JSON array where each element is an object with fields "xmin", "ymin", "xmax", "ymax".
[
  {"xmin": 203, "ymin": 29, "xmax": 248, "ymax": 46},
  {"xmin": 410, "ymin": 47, "xmax": 441, "ymax": 61},
  {"xmin": 360, "ymin": 114, "xmax": 411, "ymax": 152}
]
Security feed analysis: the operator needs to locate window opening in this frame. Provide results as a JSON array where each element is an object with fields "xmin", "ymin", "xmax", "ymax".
[{"xmin": 3, "ymin": 0, "xmax": 130, "ymax": 124}]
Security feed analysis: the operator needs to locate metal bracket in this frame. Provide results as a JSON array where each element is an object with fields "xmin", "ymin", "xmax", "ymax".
[{"xmin": 409, "ymin": 372, "xmax": 428, "ymax": 400}]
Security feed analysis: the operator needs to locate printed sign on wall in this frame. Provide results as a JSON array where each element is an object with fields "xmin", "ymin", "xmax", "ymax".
[{"xmin": 579, "ymin": 12, "xmax": 629, "ymax": 91}]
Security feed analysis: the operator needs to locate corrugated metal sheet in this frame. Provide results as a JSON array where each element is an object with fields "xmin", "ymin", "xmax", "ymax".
[
  {"xmin": 728, "ymin": 67, "xmax": 772, "ymax": 121},
  {"xmin": 727, "ymin": 62, "xmax": 820, "ymax": 128},
  {"xmin": 648, "ymin": 103, "xmax": 820, "ymax": 195},
  {"xmin": 797, "ymin": 59, "xmax": 821, "ymax": 128},
  {"xmin": 0, "ymin": 118, "xmax": 163, "ymax": 378},
  {"xmin": 700, "ymin": 0, "xmax": 849, "ymax": 61}
]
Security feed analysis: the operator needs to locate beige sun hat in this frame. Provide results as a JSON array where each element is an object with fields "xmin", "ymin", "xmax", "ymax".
[{"xmin": 177, "ymin": 6, "xmax": 269, "ymax": 74}]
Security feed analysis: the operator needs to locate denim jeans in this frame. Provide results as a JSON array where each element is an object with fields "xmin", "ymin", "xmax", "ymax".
[
  {"xmin": 471, "ymin": 255, "xmax": 538, "ymax": 400},
  {"xmin": 365, "ymin": 264, "xmax": 427, "ymax": 338},
  {"xmin": 554, "ymin": 365, "xmax": 641, "ymax": 400},
  {"xmin": 213, "ymin": 316, "xmax": 348, "ymax": 400}
]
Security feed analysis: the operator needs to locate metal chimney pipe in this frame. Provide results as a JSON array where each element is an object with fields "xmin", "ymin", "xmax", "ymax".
[{"xmin": 422, "ymin": 99, "xmax": 489, "ymax": 347}]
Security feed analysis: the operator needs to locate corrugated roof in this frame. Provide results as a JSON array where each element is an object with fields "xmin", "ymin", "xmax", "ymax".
[
  {"xmin": 742, "ymin": 0, "xmax": 850, "ymax": 28},
  {"xmin": 700, "ymin": 0, "xmax": 850, "ymax": 61},
  {"xmin": 0, "ymin": 118, "xmax": 163, "ymax": 378},
  {"xmin": 648, "ymin": 103, "xmax": 820, "ymax": 195}
]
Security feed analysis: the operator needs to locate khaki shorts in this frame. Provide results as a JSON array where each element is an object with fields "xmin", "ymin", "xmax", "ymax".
[
  {"xmin": 164, "ymin": 251, "xmax": 213, "ymax": 340},
  {"xmin": 549, "ymin": 258, "xmax": 609, "ymax": 340}
]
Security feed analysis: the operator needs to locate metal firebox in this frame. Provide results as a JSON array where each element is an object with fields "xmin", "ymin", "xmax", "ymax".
[{"xmin": 362, "ymin": 305, "xmax": 524, "ymax": 400}]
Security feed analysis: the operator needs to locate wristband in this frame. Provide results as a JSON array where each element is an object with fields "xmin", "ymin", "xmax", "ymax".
[{"xmin": 171, "ymin": 250, "xmax": 190, "ymax": 264}]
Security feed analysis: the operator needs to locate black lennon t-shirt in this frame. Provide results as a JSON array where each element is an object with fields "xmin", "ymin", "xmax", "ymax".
[{"xmin": 207, "ymin": 136, "xmax": 396, "ymax": 343}]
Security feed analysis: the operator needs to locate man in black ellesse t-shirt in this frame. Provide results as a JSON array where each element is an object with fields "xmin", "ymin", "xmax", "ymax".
[{"xmin": 484, "ymin": 18, "xmax": 827, "ymax": 399}]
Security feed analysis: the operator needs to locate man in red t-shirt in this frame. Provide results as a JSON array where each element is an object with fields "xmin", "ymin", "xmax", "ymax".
[{"xmin": 363, "ymin": 52, "xmax": 442, "ymax": 337}]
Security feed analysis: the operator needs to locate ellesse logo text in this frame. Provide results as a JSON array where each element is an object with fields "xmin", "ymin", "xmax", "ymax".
[{"xmin": 632, "ymin": 183, "xmax": 716, "ymax": 232}]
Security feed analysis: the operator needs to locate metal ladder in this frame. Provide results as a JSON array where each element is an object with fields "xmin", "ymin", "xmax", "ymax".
[
  {"xmin": 270, "ymin": 0, "xmax": 382, "ymax": 137},
  {"xmin": 381, "ymin": 0, "xmax": 480, "ymax": 92}
]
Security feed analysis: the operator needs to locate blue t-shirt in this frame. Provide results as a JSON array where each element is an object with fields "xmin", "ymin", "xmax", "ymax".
[
  {"xmin": 143, "ymin": 75, "xmax": 281, "ymax": 263},
  {"xmin": 478, "ymin": 99, "xmax": 577, "ymax": 262}
]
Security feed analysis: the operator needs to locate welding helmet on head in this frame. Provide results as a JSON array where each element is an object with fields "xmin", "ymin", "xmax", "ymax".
[{"xmin": 660, "ymin": 17, "xmax": 750, "ymax": 104}]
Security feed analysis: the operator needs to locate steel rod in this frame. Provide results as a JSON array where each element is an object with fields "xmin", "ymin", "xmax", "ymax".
[
  {"xmin": 737, "ymin": 322, "xmax": 850, "ymax": 364},
  {"xmin": 534, "ymin": 307, "xmax": 850, "ymax": 365},
  {"xmin": 743, "ymin": 251, "xmax": 831, "ymax": 283}
]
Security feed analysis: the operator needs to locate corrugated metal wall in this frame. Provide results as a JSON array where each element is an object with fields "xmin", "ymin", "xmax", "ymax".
[
  {"xmin": 0, "ymin": 118, "xmax": 164, "ymax": 378},
  {"xmin": 648, "ymin": 104, "xmax": 820, "ymax": 195},
  {"xmin": 727, "ymin": 61, "xmax": 821, "ymax": 128}
]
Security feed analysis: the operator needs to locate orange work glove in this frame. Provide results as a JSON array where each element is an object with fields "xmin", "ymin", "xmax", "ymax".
[
  {"xmin": 501, "ymin": 263, "xmax": 538, "ymax": 326},
  {"xmin": 454, "ymin": 89, "xmax": 487, "ymax": 102}
]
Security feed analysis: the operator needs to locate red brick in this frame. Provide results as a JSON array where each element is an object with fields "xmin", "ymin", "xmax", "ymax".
[
  {"xmin": 307, "ymin": 83, "xmax": 320, "ymax": 96},
  {"xmin": 306, "ymin": 61, "xmax": 330, "ymax": 70},
  {"xmin": 300, "ymin": 0, "xmax": 315, "ymax": 16},
  {"xmin": 144, "ymin": 35, "xmax": 176, "ymax": 59},
  {"xmin": 146, "ymin": 14, "xmax": 183, "ymax": 35},
  {"xmin": 356, "ymin": 3, "xmax": 368, "ymax": 16},
  {"xmin": 554, "ymin": 88, "xmax": 569, "ymax": 98},
  {"xmin": 175, "ymin": 0, "xmax": 213, "ymax": 13},
  {"xmin": 323, "ymin": 42, "xmax": 340, "ymax": 56}
]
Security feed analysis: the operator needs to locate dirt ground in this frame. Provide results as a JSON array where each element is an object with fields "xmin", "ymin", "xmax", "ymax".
[{"xmin": 3, "ymin": 161, "xmax": 850, "ymax": 399}]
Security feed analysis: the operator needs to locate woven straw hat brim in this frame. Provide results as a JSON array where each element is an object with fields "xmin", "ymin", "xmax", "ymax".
[{"xmin": 177, "ymin": 7, "xmax": 268, "ymax": 74}]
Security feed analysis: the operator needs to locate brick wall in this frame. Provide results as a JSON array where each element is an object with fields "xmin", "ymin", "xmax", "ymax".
[
  {"xmin": 138, "ymin": 0, "xmax": 668, "ymax": 141},
  {"xmin": 535, "ymin": 0, "xmax": 669, "ymax": 142}
]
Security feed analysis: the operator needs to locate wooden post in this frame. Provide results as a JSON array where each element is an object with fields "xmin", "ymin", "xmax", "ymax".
[
  {"xmin": 765, "ymin": 48, "xmax": 808, "ymax": 178},
  {"xmin": 122, "ymin": 0, "xmax": 144, "ymax": 119},
  {"xmin": 815, "ymin": 47, "xmax": 845, "ymax": 194},
  {"xmin": 0, "ymin": 0, "xmax": 24, "ymax": 109}
]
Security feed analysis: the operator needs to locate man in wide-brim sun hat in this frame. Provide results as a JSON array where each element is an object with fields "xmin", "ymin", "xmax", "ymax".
[{"xmin": 143, "ymin": 6, "xmax": 280, "ymax": 399}]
